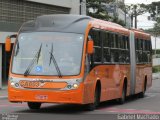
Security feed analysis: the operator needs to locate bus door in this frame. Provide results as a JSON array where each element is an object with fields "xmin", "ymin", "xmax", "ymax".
[{"xmin": 129, "ymin": 31, "xmax": 136, "ymax": 95}]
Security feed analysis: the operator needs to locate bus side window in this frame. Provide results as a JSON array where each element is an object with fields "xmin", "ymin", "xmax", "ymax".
[
  {"xmin": 142, "ymin": 40, "xmax": 145, "ymax": 63},
  {"xmin": 103, "ymin": 31, "xmax": 110, "ymax": 63},
  {"xmin": 126, "ymin": 36, "xmax": 130, "ymax": 63},
  {"xmin": 136, "ymin": 38, "xmax": 142, "ymax": 64},
  {"xmin": 89, "ymin": 29, "xmax": 102, "ymax": 64},
  {"xmin": 149, "ymin": 40, "xmax": 152, "ymax": 63},
  {"xmin": 119, "ymin": 35, "xmax": 125, "ymax": 63},
  {"xmin": 110, "ymin": 33, "xmax": 119, "ymax": 63},
  {"xmin": 118, "ymin": 35, "xmax": 130, "ymax": 64}
]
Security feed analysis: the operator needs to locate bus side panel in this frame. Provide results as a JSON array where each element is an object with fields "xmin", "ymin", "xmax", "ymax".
[
  {"xmin": 143, "ymin": 64, "xmax": 152, "ymax": 90},
  {"xmin": 83, "ymin": 64, "xmax": 130, "ymax": 104}
]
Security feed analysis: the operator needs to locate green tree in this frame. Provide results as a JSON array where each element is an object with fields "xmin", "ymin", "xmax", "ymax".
[
  {"xmin": 145, "ymin": 17, "xmax": 160, "ymax": 36},
  {"xmin": 86, "ymin": 0, "xmax": 112, "ymax": 21},
  {"xmin": 125, "ymin": 4, "xmax": 147, "ymax": 28},
  {"xmin": 86, "ymin": 0, "xmax": 126, "ymax": 26},
  {"xmin": 146, "ymin": 1, "xmax": 160, "ymax": 20},
  {"xmin": 145, "ymin": 1, "xmax": 160, "ymax": 35}
]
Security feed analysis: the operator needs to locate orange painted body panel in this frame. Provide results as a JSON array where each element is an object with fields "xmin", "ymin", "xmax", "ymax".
[
  {"xmin": 8, "ymin": 82, "xmax": 84, "ymax": 104},
  {"xmin": 83, "ymin": 65, "xmax": 131, "ymax": 104},
  {"xmin": 8, "ymin": 17, "xmax": 152, "ymax": 105},
  {"xmin": 135, "ymin": 64, "xmax": 152, "ymax": 94}
]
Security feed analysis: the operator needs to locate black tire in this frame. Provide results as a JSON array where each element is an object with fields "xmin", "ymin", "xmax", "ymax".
[
  {"xmin": 139, "ymin": 81, "xmax": 147, "ymax": 98},
  {"xmin": 28, "ymin": 102, "xmax": 41, "ymax": 110},
  {"xmin": 86, "ymin": 86, "xmax": 100, "ymax": 111},
  {"xmin": 118, "ymin": 84, "xmax": 126, "ymax": 104}
]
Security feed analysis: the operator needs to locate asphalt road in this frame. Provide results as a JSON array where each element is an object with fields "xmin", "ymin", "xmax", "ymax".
[{"xmin": 1, "ymin": 78, "xmax": 160, "ymax": 120}]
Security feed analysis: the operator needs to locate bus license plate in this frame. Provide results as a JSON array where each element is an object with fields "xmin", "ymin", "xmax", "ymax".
[
  {"xmin": 19, "ymin": 80, "xmax": 40, "ymax": 88},
  {"xmin": 35, "ymin": 95, "xmax": 48, "ymax": 100}
]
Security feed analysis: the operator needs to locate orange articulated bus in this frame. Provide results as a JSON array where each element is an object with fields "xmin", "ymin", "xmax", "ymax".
[{"xmin": 5, "ymin": 15, "xmax": 152, "ymax": 110}]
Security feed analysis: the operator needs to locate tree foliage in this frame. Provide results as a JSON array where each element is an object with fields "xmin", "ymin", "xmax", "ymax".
[
  {"xmin": 146, "ymin": 1, "xmax": 160, "ymax": 19},
  {"xmin": 86, "ymin": 0, "xmax": 125, "ymax": 26},
  {"xmin": 144, "ymin": 2, "xmax": 160, "ymax": 35},
  {"xmin": 125, "ymin": 4, "xmax": 147, "ymax": 16},
  {"xmin": 86, "ymin": 0, "xmax": 111, "ymax": 21},
  {"xmin": 125, "ymin": 4, "xmax": 147, "ymax": 28},
  {"xmin": 145, "ymin": 17, "xmax": 160, "ymax": 36}
]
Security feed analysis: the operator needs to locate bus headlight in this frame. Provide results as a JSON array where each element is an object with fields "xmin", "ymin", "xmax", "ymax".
[
  {"xmin": 10, "ymin": 78, "xmax": 20, "ymax": 88},
  {"xmin": 10, "ymin": 82, "xmax": 15, "ymax": 86},
  {"xmin": 73, "ymin": 83, "xmax": 79, "ymax": 89}
]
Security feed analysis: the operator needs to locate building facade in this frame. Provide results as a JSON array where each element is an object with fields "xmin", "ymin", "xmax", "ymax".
[
  {"xmin": 0, "ymin": 0, "xmax": 86, "ymax": 89},
  {"xmin": 104, "ymin": 1, "xmax": 131, "ymax": 28}
]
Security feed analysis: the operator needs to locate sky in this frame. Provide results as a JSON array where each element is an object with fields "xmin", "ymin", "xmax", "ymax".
[
  {"xmin": 125, "ymin": 0, "xmax": 160, "ymax": 49},
  {"xmin": 125, "ymin": 0, "xmax": 160, "ymax": 5}
]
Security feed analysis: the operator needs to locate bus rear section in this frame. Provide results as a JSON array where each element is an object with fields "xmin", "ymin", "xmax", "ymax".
[{"xmin": 131, "ymin": 29, "xmax": 152, "ymax": 96}]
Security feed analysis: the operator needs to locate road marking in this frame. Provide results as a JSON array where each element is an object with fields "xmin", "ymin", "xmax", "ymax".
[{"xmin": 0, "ymin": 104, "xmax": 26, "ymax": 108}]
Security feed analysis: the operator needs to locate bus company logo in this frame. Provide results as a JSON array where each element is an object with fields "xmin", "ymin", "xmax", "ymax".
[
  {"xmin": 35, "ymin": 95, "xmax": 48, "ymax": 100},
  {"xmin": 35, "ymin": 66, "xmax": 43, "ymax": 72}
]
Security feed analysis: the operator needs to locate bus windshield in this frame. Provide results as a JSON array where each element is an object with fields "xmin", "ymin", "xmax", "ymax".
[{"xmin": 12, "ymin": 32, "xmax": 84, "ymax": 76}]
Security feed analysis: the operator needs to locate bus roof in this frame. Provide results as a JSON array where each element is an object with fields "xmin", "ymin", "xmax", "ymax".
[
  {"xmin": 131, "ymin": 29, "xmax": 151, "ymax": 40},
  {"xmin": 19, "ymin": 14, "xmax": 149, "ymax": 39},
  {"xmin": 90, "ymin": 19, "xmax": 130, "ymax": 36},
  {"xmin": 19, "ymin": 14, "xmax": 91, "ymax": 34}
]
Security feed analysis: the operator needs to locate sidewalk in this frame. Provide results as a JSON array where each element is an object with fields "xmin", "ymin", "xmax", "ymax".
[
  {"xmin": 0, "ymin": 87, "xmax": 8, "ymax": 99},
  {"xmin": 152, "ymin": 72, "xmax": 160, "ymax": 80}
]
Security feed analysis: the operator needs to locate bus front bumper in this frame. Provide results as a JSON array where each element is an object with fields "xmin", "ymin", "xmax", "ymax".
[{"xmin": 8, "ymin": 84, "xmax": 84, "ymax": 104}]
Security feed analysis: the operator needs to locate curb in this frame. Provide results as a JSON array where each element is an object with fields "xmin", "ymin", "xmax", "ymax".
[{"xmin": 0, "ymin": 96, "xmax": 8, "ymax": 99}]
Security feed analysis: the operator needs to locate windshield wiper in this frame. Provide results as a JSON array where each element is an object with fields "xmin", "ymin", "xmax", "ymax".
[
  {"xmin": 49, "ymin": 43, "xmax": 62, "ymax": 78},
  {"xmin": 24, "ymin": 43, "xmax": 42, "ymax": 76},
  {"xmin": 14, "ymin": 41, "xmax": 19, "ymax": 56}
]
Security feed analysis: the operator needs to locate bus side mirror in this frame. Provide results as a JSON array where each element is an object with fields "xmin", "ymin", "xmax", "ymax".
[
  {"xmin": 5, "ymin": 34, "xmax": 17, "ymax": 52},
  {"xmin": 5, "ymin": 36, "xmax": 11, "ymax": 52},
  {"xmin": 87, "ymin": 40, "xmax": 94, "ymax": 54}
]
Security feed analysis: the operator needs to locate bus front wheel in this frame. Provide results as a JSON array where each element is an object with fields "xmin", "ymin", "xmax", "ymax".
[
  {"xmin": 86, "ymin": 86, "xmax": 100, "ymax": 111},
  {"xmin": 27, "ymin": 102, "xmax": 41, "ymax": 110}
]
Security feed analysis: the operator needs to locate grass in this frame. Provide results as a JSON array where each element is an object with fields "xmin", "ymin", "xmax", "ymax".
[{"xmin": 153, "ymin": 66, "xmax": 160, "ymax": 73}]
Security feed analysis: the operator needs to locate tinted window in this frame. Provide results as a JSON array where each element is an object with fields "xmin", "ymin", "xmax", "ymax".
[{"xmin": 89, "ymin": 29, "xmax": 102, "ymax": 63}]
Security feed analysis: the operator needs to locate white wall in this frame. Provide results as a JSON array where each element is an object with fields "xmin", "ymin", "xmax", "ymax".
[
  {"xmin": 0, "ymin": 32, "xmax": 16, "ymax": 43},
  {"xmin": 151, "ymin": 36, "xmax": 160, "ymax": 49},
  {"xmin": 117, "ymin": 8, "xmax": 125, "ymax": 21},
  {"xmin": 26, "ymin": 0, "xmax": 72, "ymax": 8},
  {"xmin": 153, "ymin": 58, "xmax": 160, "ymax": 66},
  {"xmin": 70, "ymin": 0, "xmax": 80, "ymax": 14}
]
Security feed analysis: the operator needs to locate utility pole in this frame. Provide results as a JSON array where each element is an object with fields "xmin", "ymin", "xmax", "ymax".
[
  {"xmin": 134, "ymin": 5, "xmax": 137, "ymax": 29},
  {"xmin": 131, "ymin": 14, "xmax": 133, "ymax": 28},
  {"xmin": 155, "ymin": 6, "xmax": 158, "ymax": 55},
  {"xmin": 155, "ymin": 34, "xmax": 157, "ymax": 55}
]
